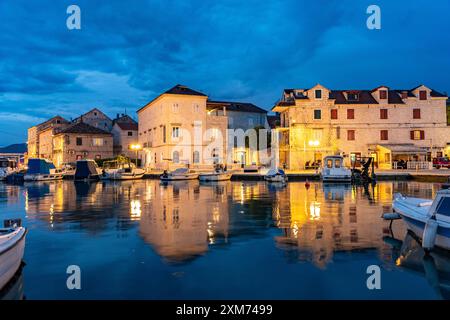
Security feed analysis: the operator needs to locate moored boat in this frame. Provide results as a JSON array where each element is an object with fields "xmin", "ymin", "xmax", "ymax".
[
  {"xmin": 101, "ymin": 160, "xmax": 145, "ymax": 180},
  {"xmin": 0, "ymin": 219, "xmax": 26, "ymax": 291},
  {"xmin": 23, "ymin": 158, "xmax": 63, "ymax": 181},
  {"xmin": 0, "ymin": 158, "xmax": 16, "ymax": 181},
  {"xmin": 199, "ymin": 165, "xmax": 232, "ymax": 182},
  {"xmin": 264, "ymin": 168, "xmax": 288, "ymax": 183},
  {"xmin": 74, "ymin": 159, "xmax": 102, "ymax": 181},
  {"xmin": 392, "ymin": 189, "xmax": 450, "ymax": 251},
  {"xmin": 160, "ymin": 168, "xmax": 199, "ymax": 181},
  {"xmin": 320, "ymin": 155, "xmax": 352, "ymax": 183}
]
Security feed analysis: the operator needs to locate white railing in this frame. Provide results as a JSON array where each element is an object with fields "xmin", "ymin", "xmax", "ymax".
[{"xmin": 407, "ymin": 161, "xmax": 433, "ymax": 170}]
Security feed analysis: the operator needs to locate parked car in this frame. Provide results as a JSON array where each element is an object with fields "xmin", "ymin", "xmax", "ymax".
[{"xmin": 432, "ymin": 157, "xmax": 450, "ymax": 169}]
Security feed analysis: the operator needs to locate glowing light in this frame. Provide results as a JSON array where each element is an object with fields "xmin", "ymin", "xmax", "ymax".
[
  {"xmin": 130, "ymin": 199, "xmax": 142, "ymax": 220},
  {"xmin": 308, "ymin": 140, "xmax": 320, "ymax": 147},
  {"xmin": 130, "ymin": 144, "xmax": 142, "ymax": 150},
  {"xmin": 309, "ymin": 201, "xmax": 321, "ymax": 221}
]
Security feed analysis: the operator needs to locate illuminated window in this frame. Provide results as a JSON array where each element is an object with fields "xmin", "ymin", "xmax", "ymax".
[{"xmin": 92, "ymin": 138, "xmax": 104, "ymax": 146}]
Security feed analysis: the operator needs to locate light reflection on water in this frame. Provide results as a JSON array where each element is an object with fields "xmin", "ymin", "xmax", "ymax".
[{"xmin": 0, "ymin": 180, "xmax": 447, "ymax": 299}]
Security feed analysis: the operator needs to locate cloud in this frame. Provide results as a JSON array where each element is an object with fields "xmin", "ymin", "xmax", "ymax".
[{"xmin": 0, "ymin": 112, "xmax": 46, "ymax": 123}]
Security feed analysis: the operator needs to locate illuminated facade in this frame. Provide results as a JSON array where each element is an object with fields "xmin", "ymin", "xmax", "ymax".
[{"xmin": 272, "ymin": 84, "xmax": 449, "ymax": 170}]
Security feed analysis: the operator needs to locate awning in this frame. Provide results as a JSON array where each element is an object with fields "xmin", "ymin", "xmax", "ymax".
[{"xmin": 375, "ymin": 144, "xmax": 428, "ymax": 154}]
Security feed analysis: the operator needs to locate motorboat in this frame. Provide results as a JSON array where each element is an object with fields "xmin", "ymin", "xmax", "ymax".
[
  {"xmin": 23, "ymin": 158, "xmax": 64, "ymax": 181},
  {"xmin": 0, "ymin": 158, "xmax": 16, "ymax": 181},
  {"xmin": 264, "ymin": 168, "xmax": 288, "ymax": 183},
  {"xmin": 320, "ymin": 156, "xmax": 352, "ymax": 182},
  {"xmin": 199, "ymin": 165, "xmax": 232, "ymax": 182},
  {"xmin": 0, "ymin": 219, "xmax": 26, "ymax": 291},
  {"xmin": 160, "ymin": 168, "xmax": 199, "ymax": 181},
  {"xmin": 101, "ymin": 160, "xmax": 145, "ymax": 180},
  {"xmin": 392, "ymin": 189, "xmax": 450, "ymax": 251},
  {"xmin": 74, "ymin": 159, "xmax": 102, "ymax": 181}
]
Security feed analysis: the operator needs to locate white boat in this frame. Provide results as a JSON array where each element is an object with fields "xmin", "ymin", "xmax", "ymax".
[
  {"xmin": 102, "ymin": 160, "xmax": 145, "ymax": 180},
  {"xmin": 199, "ymin": 166, "xmax": 232, "ymax": 182},
  {"xmin": 393, "ymin": 189, "xmax": 450, "ymax": 251},
  {"xmin": 320, "ymin": 155, "xmax": 352, "ymax": 182},
  {"xmin": 24, "ymin": 158, "xmax": 64, "ymax": 181},
  {"xmin": 264, "ymin": 168, "xmax": 288, "ymax": 183},
  {"xmin": 0, "ymin": 158, "xmax": 16, "ymax": 181},
  {"xmin": 0, "ymin": 220, "xmax": 26, "ymax": 291},
  {"xmin": 160, "ymin": 168, "xmax": 199, "ymax": 181}
]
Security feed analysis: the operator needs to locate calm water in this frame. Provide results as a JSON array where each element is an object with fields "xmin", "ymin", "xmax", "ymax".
[{"xmin": 0, "ymin": 179, "xmax": 448, "ymax": 300}]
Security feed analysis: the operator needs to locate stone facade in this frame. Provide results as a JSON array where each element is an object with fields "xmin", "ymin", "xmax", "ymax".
[
  {"xmin": 273, "ymin": 84, "xmax": 449, "ymax": 170},
  {"xmin": 111, "ymin": 114, "xmax": 139, "ymax": 158}
]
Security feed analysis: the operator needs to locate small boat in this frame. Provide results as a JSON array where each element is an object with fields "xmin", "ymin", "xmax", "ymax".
[
  {"xmin": 101, "ymin": 160, "xmax": 145, "ymax": 180},
  {"xmin": 392, "ymin": 189, "xmax": 450, "ymax": 251},
  {"xmin": 320, "ymin": 155, "xmax": 352, "ymax": 182},
  {"xmin": 0, "ymin": 219, "xmax": 26, "ymax": 291},
  {"xmin": 74, "ymin": 159, "xmax": 102, "ymax": 181},
  {"xmin": 199, "ymin": 165, "xmax": 232, "ymax": 182},
  {"xmin": 23, "ymin": 158, "xmax": 64, "ymax": 181},
  {"xmin": 264, "ymin": 168, "xmax": 288, "ymax": 183},
  {"xmin": 160, "ymin": 168, "xmax": 199, "ymax": 181},
  {"xmin": 0, "ymin": 158, "xmax": 16, "ymax": 181}
]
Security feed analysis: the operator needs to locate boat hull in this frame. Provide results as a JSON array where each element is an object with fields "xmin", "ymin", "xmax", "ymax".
[
  {"xmin": 198, "ymin": 173, "xmax": 232, "ymax": 182},
  {"xmin": 322, "ymin": 176, "xmax": 352, "ymax": 183},
  {"xmin": 0, "ymin": 228, "xmax": 26, "ymax": 290},
  {"xmin": 264, "ymin": 175, "xmax": 287, "ymax": 183},
  {"xmin": 23, "ymin": 173, "xmax": 63, "ymax": 181},
  {"xmin": 160, "ymin": 174, "xmax": 199, "ymax": 181},
  {"xmin": 109, "ymin": 173, "xmax": 145, "ymax": 180}
]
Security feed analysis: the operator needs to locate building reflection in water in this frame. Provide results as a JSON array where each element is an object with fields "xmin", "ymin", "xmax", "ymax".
[
  {"xmin": 271, "ymin": 181, "xmax": 443, "ymax": 269},
  {"xmin": 139, "ymin": 181, "xmax": 230, "ymax": 263},
  {"xmin": 19, "ymin": 179, "xmax": 444, "ymax": 268}
]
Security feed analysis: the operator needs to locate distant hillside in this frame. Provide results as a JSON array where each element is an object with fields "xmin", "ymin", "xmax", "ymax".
[{"xmin": 0, "ymin": 143, "xmax": 27, "ymax": 153}]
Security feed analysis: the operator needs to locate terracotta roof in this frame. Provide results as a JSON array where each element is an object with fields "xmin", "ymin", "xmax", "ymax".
[
  {"xmin": 207, "ymin": 100, "xmax": 267, "ymax": 114},
  {"xmin": 165, "ymin": 84, "xmax": 207, "ymax": 96},
  {"xmin": 116, "ymin": 122, "xmax": 138, "ymax": 131},
  {"xmin": 58, "ymin": 122, "xmax": 111, "ymax": 135}
]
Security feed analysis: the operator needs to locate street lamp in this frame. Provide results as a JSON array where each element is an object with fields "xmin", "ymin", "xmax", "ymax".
[{"xmin": 130, "ymin": 144, "xmax": 142, "ymax": 167}]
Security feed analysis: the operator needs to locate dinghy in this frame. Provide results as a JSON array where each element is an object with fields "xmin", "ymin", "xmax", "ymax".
[
  {"xmin": 0, "ymin": 219, "xmax": 26, "ymax": 291},
  {"xmin": 392, "ymin": 189, "xmax": 450, "ymax": 251},
  {"xmin": 160, "ymin": 168, "xmax": 199, "ymax": 181},
  {"xmin": 264, "ymin": 168, "xmax": 288, "ymax": 183},
  {"xmin": 199, "ymin": 165, "xmax": 232, "ymax": 182},
  {"xmin": 74, "ymin": 159, "xmax": 102, "ymax": 181},
  {"xmin": 24, "ymin": 158, "xmax": 64, "ymax": 181},
  {"xmin": 320, "ymin": 156, "xmax": 351, "ymax": 182}
]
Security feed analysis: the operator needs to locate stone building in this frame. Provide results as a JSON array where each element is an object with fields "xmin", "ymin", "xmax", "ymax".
[
  {"xmin": 111, "ymin": 114, "xmax": 139, "ymax": 158},
  {"xmin": 272, "ymin": 84, "xmax": 449, "ymax": 170}
]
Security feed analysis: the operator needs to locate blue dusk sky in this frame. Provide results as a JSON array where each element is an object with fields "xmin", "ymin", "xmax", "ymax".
[{"xmin": 0, "ymin": 0, "xmax": 449, "ymax": 146}]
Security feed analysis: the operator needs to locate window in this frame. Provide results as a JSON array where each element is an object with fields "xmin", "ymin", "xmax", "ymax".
[
  {"xmin": 326, "ymin": 159, "xmax": 333, "ymax": 168},
  {"xmin": 314, "ymin": 110, "xmax": 322, "ymax": 120},
  {"xmin": 76, "ymin": 155, "xmax": 82, "ymax": 160},
  {"xmin": 172, "ymin": 127, "xmax": 180, "ymax": 139},
  {"xmin": 380, "ymin": 130, "xmax": 388, "ymax": 141},
  {"xmin": 347, "ymin": 130, "xmax": 355, "ymax": 141},
  {"xmin": 347, "ymin": 109, "xmax": 355, "ymax": 119},
  {"xmin": 336, "ymin": 126, "xmax": 341, "ymax": 139},
  {"xmin": 92, "ymin": 138, "xmax": 104, "ymax": 146},
  {"xmin": 411, "ymin": 130, "xmax": 425, "ymax": 140},
  {"xmin": 315, "ymin": 90, "xmax": 322, "ymax": 99},
  {"xmin": 347, "ymin": 93, "xmax": 359, "ymax": 101},
  {"xmin": 193, "ymin": 151, "xmax": 200, "ymax": 163},
  {"xmin": 401, "ymin": 91, "xmax": 408, "ymax": 99},
  {"xmin": 162, "ymin": 125, "xmax": 166, "ymax": 143},
  {"xmin": 193, "ymin": 104, "xmax": 199, "ymax": 112},
  {"xmin": 436, "ymin": 198, "xmax": 450, "ymax": 217},
  {"xmin": 331, "ymin": 109, "xmax": 338, "ymax": 120},
  {"xmin": 95, "ymin": 155, "xmax": 101, "ymax": 160},
  {"xmin": 94, "ymin": 112, "xmax": 98, "ymax": 116},
  {"xmin": 419, "ymin": 90, "xmax": 427, "ymax": 100},
  {"xmin": 76, "ymin": 137, "xmax": 83, "ymax": 146},
  {"xmin": 128, "ymin": 131, "xmax": 133, "ymax": 136},
  {"xmin": 172, "ymin": 151, "xmax": 179, "ymax": 163},
  {"xmin": 385, "ymin": 153, "xmax": 391, "ymax": 162},
  {"xmin": 380, "ymin": 109, "xmax": 388, "ymax": 119},
  {"xmin": 413, "ymin": 109, "xmax": 421, "ymax": 119},
  {"xmin": 335, "ymin": 159, "xmax": 341, "ymax": 168},
  {"xmin": 379, "ymin": 90, "xmax": 387, "ymax": 99},
  {"xmin": 172, "ymin": 103, "xmax": 179, "ymax": 112}
]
